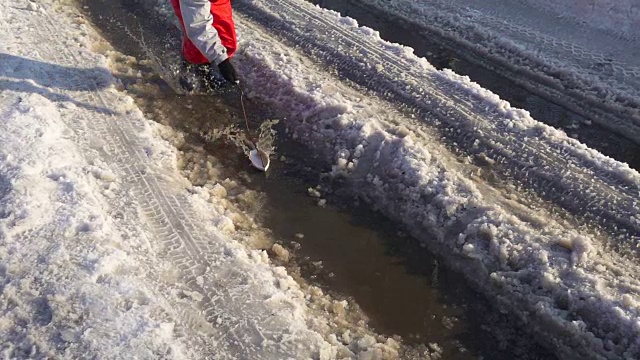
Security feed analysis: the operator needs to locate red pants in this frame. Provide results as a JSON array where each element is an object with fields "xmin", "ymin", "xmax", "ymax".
[{"xmin": 170, "ymin": 0, "xmax": 237, "ymax": 64}]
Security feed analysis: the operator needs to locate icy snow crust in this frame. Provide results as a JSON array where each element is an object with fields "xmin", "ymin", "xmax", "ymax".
[
  {"xmin": 349, "ymin": 0, "xmax": 640, "ymax": 146},
  {"xmin": 214, "ymin": 0, "xmax": 637, "ymax": 358},
  {"xmin": 516, "ymin": 0, "xmax": 640, "ymax": 42}
]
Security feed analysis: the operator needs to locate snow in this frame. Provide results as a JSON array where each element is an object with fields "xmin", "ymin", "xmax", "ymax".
[
  {"xmin": 353, "ymin": 0, "xmax": 640, "ymax": 145},
  {"xmin": 3, "ymin": 0, "xmax": 640, "ymax": 358},
  {"xmin": 517, "ymin": 0, "xmax": 640, "ymax": 41},
  {"xmin": 0, "ymin": 88, "xmax": 189, "ymax": 358},
  {"xmin": 1, "ymin": 0, "xmax": 401, "ymax": 358},
  {"xmin": 209, "ymin": 0, "xmax": 638, "ymax": 358}
]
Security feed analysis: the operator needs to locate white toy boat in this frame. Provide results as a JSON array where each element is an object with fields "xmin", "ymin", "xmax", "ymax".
[{"xmin": 249, "ymin": 148, "xmax": 270, "ymax": 172}]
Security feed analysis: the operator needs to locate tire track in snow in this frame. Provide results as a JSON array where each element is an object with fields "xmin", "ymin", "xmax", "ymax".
[
  {"xmin": 29, "ymin": 18, "xmax": 242, "ymax": 360},
  {"xmin": 24, "ymin": 13, "xmax": 222, "ymax": 349}
]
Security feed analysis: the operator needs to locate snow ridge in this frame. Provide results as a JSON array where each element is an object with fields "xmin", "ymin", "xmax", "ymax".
[{"xmin": 235, "ymin": 0, "xmax": 640, "ymax": 248}]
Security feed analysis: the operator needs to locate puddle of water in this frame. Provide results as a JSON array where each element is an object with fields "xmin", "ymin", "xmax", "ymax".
[
  {"xmin": 248, "ymin": 150, "xmax": 554, "ymax": 359},
  {"xmin": 77, "ymin": 1, "xmax": 556, "ymax": 358},
  {"xmin": 309, "ymin": 0, "xmax": 640, "ymax": 171}
]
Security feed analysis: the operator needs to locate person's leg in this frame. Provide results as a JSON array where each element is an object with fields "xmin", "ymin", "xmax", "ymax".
[
  {"xmin": 196, "ymin": 0, "xmax": 237, "ymax": 91},
  {"xmin": 170, "ymin": 0, "xmax": 209, "ymax": 64},
  {"xmin": 209, "ymin": 0, "xmax": 237, "ymax": 58},
  {"xmin": 170, "ymin": 0, "xmax": 237, "ymax": 92}
]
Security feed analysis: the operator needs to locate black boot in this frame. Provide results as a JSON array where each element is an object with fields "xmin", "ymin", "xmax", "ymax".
[
  {"xmin": 202, "ymin": 66, "xmax": 236, "ymax": 94},
  {"xmin": 178, "ymin": 61, "xmax": 210, "ymax": 93}
]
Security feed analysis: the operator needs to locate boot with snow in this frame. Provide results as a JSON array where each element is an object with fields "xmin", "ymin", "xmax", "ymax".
[
  {"xmin": 202, "ymin": 66, "xmax": 236, "ymax": 94},
  {"xmin": 178, "ymin": 61, "xmax": 210, "ymax": 93},
  {"xmin": 178, "ymin": 61, "xmax": 235, "ymax": 95}
]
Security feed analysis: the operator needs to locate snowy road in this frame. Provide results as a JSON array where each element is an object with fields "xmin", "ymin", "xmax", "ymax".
[{"xmin": 1, "ymin": 0, "xmax": 639, "ymax": 359}]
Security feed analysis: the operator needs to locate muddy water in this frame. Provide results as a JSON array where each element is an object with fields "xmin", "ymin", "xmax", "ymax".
[
  {"xmin": 309, "ymin": 0, "xmax": 640, "ymax": 171},
  {"xmin": 77, "ymin": 1, "xmax": 555, "ymax": 358}
]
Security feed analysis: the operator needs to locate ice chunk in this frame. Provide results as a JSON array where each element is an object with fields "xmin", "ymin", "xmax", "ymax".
[
  {"xmin": 271, "ymin": 244, "xmax": 290, "ymax": 262},
  {"xmin": 570, "ymin": 236, "xmax": 595, "ymax": 265}
]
